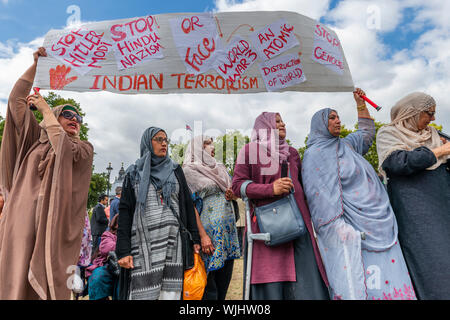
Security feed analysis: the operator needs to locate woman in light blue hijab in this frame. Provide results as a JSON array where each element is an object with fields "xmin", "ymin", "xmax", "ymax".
[{"xmin": 302, "ymin": 89, "xmax": 416, "ymax": 300}]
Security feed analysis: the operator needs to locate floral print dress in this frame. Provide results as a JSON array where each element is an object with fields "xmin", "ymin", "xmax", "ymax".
[{"xmin": 198, "ymin": 185, "xmax": 241, "ymax": 272}]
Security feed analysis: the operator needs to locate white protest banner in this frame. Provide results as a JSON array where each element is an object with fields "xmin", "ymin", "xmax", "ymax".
[
  {"xmin": 258, "ymin": 53, "xmax": 306, "ymax": 92},
  {"xmin": 311, "ymin": 23, "xmax": 344, "ymax": 75},
  {"xmin": 35, "ymin": 11, "xmax": 354, "ymax": 94},
  {"xmin": 169, "ymin": 13, "xmax": 222, "ymax": 75}
]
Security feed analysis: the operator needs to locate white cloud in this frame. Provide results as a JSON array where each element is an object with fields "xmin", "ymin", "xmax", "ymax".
[
  {"xmin": 214, "ymin": 0, "xmax": 331, "ymax": 20},
  {"xmin": 1, "ymin": 0, "xmax": 450, "ymax": 180}
]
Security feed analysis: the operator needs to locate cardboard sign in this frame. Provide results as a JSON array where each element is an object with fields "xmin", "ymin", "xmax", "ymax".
[
  {"xmin": 250, "ymin": 19, "xmax": 299, "ymax": 61},
  {"xmin": 35, "ymin": 11, "xmax": 354, "ymax": 94},
  {"xmin": 259, "ymin": 53, "xmax": 306, "ymax": 92},
  {"xmin": 49, "ymin": 27, "xmax": 113, "ymax": 75},
  {"xmin": 213, "ymin": 36, "xmax": 259, "ymax": 83},
  {"xmin": 110, "ymin": 15, "xmax": 164, "ymax": 71},
  {"xmin": 169, "ymin": 13, "xmax": 222, "ymax": 75},
  {"xmin": 311, "ymin": 23, "xmax": 344, "ymax": 75}
]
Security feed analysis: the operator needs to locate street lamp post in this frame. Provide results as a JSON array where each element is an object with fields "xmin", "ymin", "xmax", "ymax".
[{"xmin": 106, "ymin": 162, "xmax": 113, "ymax": 200}]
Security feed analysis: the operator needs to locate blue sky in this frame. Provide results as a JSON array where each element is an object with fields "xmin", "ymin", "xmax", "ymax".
[
  {"xmin": 0, "ymin": 0, "xmax": 213, "ymax": 43},
  {"xmin": 0, "ymin": 0, "xmax": 427, "ymax": 59}
]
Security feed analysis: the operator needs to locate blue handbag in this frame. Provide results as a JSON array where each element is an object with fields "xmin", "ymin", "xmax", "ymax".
[{"xmin": 240, "ymin": 168, "xmax": 306, "ymax": 247}]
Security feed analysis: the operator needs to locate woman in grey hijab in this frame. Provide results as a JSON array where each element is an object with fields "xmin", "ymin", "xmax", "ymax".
[
  {"xmin": 377, "ymin": 92, "xmax": 450, "ymax": 299},
  {"xmin": 302, "ymin": 89, "xmax": 416, "ymax": 300},
  {"xmin": 116, "ymin": 127, "xmax": 200, "ymax": 300}
]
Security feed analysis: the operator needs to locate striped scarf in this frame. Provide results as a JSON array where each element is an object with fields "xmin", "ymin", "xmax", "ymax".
[{"xmin": 128, "ymin": 181, "xmax": 183, "ymax": 300}]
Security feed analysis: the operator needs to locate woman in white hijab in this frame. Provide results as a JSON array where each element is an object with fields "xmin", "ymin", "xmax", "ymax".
[
  {"xmin": 377, "ymin": 92, "xmax": 450, "ymax": 300},
  {"xmin": 182, "ymin": 135, "xmax": 241, "ymax": 300}
]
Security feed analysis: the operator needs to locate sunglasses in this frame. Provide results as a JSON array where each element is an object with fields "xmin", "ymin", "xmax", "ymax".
[
  {"xmin": 60, "ymin": 110, "xmax": 83, "ymax": 124},
  {"xmin": 152, "ymin": 137, "xmax": 170, "ymax": 144},
  {"xmin": 424, "ymin": 111, "xmax": 435, "ymax": 117}
]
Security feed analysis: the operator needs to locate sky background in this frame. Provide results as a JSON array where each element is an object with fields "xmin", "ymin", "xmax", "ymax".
[{"xmin": 1, "ymin": 0, "xmax": 449, "ymax": 181}]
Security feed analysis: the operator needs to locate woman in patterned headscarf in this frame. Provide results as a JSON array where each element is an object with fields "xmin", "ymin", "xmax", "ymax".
[
  {"xmin": 183, "ymin": 135, "xmax": 241, "ymax": 300},
  {"xmin": 115, "ymin": 127, "xmax": 200, "ymax": 300},
  {"xmin": 377, "ymin": 92, "xmax": 450, "ymax": 299}
]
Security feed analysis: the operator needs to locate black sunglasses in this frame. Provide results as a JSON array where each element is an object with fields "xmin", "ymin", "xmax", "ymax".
[{"xmin": 60, "ymin": 110, "xmax": 83, "ymax": 124}]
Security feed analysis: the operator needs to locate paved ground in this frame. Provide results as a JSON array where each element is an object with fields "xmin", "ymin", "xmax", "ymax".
[{"xmin": 225, "ymin": 257, "xmax": 244, "ymax": 300}]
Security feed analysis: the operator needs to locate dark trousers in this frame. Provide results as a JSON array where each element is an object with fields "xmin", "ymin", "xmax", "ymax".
[
  {"xmin": 202, "ymin": 259, "xmax": 235, "ymax": 300},
  {"xmin": 92, "ymin": 235, "xmax": 102, "ymax": 255}
]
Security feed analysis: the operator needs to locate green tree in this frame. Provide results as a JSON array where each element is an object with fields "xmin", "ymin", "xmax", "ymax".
[
  {"xmin": 214, "ymin": 131, "xmax": 250, "ymax": 175},
  {"xmin": 170, "ymin": 140, "xmax": 188, "ymax": 165},
  {"xmin": 87, "ymin": 168, "xmax": 109, "ymax": 211}
]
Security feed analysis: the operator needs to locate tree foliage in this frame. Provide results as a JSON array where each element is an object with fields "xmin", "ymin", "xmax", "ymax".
[{"xmin": 88, "ymin": 168, "xmax": 109, "ymax": 210}]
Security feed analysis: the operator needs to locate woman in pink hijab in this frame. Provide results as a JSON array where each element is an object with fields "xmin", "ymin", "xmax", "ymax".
[{"xmin": 232, "ymin": 112, "xmax": 329, "ymax": 300}]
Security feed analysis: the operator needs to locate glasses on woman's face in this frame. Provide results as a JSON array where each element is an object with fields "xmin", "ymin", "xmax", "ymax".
[
  {"xmin": 152, "ymin": 137, "xmax": 170, "ymax": 144},
  {"xmin": 424, "ymin": 110, "xmax": 436, "ymax": 117},
  {"xmin": 60, "ymin": 110, "xmax": 83, "ymax": 124}
]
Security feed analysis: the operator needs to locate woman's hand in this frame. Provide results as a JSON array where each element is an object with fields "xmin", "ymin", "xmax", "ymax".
[
  {"xmin": 33, "ymin": 47, "xmax": 47, "ymax": 64},
  {"xmin": 353, "ymin": 88, "xmax": 366, "ymax": 106},
  {"xmin": 200, "ymin": 234, "xmax": 215, "ymax": 256},
  {"xmin": 225, "ymin": 188, "xmax": 237, "ymax": 201},
  {"xmin": 193, "ymin": 244, "xmax": 201, "ymax": 254},
  {"xmin": 118, "ymin": 255, "xmax": 134, "ymax": 269},
  {"xmin": 433, "ymin": 141, "xmax": 450, "ymax": 158},
  {"xmin": 272, "ymin": 177, "xmax": 294, "ymax": 196},
  {"xmin": 26, "ymin": 92, "xmax": 50, "ymax": 113}
]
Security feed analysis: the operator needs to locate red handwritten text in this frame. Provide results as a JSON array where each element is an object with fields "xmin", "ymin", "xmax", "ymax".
[
  {"xmin": 215, "ymin": 39, "xmax": 258, "ymax": 83},
  {"xmin": 171, "ymin": 73, "xmax": 258, "ymax": 93},
  {"xmin": 90, "ymin": 74, "xmax": 164, "ymax": 91},
  {"xmin": 314, "ymin": 24, "xmax": 340, "ymax": 48},
  {"xmin": 255, "ymin": 23, "xmax": 297, "ymax": 60},
  {"xmin": 314, "ymin": 46, "xmax": 344, "ymax": 70},
  {"xmin": 262, "ymin": 58, "xmax": 302, "ymax": 76},
  {"xmin": 111, "ymin": 15, "xmax": 164, "ymax": 70},
  {"xmin": 185, "ymin": 37, "xmax": 216, "ymax": 73},
  {"xmin": 51, "ymin": 28, "xmax": 112, "ymax": 71}
]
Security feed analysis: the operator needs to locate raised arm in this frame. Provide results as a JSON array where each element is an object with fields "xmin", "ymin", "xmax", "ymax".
[
  {"xmin": 9, "ymin": 47, "xmax": 47, "ymax": 129},
  {"xmin": 343, "ymin": 88, "xmax": 376, "ymax": 155}
]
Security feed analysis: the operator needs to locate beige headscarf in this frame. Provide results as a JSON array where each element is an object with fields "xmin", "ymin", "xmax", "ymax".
[
  {"xmin": 182, "ymin": 135, "xmax": 232, "ymax": 194},
  {"xmin": 377, "ymin": 92, "xmax": 448, "ymax": 179}
]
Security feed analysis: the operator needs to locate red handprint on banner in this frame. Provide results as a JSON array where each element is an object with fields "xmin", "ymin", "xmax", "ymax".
[{"xmin": 49, "ymin": 64, "xmax": 78, "ymax": 90}]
